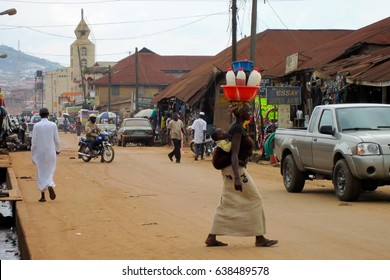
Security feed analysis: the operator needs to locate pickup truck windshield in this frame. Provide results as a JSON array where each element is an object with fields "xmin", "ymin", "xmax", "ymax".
[{"xmin": 336, "ymin": 107, "xmax": 390, "ymax": 131}]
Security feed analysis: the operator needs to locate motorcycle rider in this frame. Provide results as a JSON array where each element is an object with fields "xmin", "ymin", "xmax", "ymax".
[{"xmin": 85, "ymin": 113, "xmax": 101, "ymax": 155}]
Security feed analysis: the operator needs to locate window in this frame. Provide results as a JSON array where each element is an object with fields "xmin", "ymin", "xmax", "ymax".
[
  {"xmin": 81, "ymin": 47, "xmax": 87, "ymax": 56},
  {"xmin": 111, "ymin": 86, "xmax": 120, "ymax": 96},
  {"xmin": 81, "ymin": 59, "xmax": 87, "ymax": 67},
  {"xmin": 318, "ymin": 109, "xmax": 334, "ymax": 129}
]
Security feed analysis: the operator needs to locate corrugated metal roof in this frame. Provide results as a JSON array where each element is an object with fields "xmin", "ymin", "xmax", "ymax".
[
  {"xmin": 153, "ymin": 29, "xmax": 351, "ymax": 105},
  {"xmin": 295, "ymin": 17, "xmax": 390, "ymax": 87},
  {"xmin": 93, "ymin": 48, "xmax": 212, "ymax": 86},
  {"xmin": 318, "ymin": 46, "xmax": 390, "ymax": 86}
]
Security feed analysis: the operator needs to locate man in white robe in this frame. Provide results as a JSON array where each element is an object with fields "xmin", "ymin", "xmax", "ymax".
[{"xmin": 31, "ymin": 107, "xmax": 61, "ymax": 202}]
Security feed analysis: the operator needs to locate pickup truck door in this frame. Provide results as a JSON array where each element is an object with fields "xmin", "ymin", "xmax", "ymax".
[
  {"xmin": 311, "ymin": 109, "xmax": 336, "ymax": 173},
  {"xmin": 299, "ymin": 108, "xmax": 321, "ymax": 168}
]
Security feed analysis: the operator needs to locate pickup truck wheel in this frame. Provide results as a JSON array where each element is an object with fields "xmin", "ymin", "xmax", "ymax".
[
  {"xmin": 333, "ymin": 159, "xmax": 362, "ymax": 201},
  {"xmin": 282, "ymin": 154, "xmax": 305, "ymax": 193}
]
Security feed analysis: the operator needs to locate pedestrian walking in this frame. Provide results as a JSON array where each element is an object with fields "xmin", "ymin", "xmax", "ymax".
[
  {"xmin": 165, "ymin": 113, "xmax": 172, "ymax": 146},
  {"xmin": 18, "ymin": 117, "xmax": 27, "ymax": 143},
  {"xmin": 75, "ymin": 118, "xmax": 82, "ymax": 139},
  {"xmin": 167, "ymin": 113, "xmax": 187, "ymax": 163},
  {"xmin": 63, "ymin": 117, "xmax": 69, "ymax": 133},
  {"xmin": 31, "ymin": 107, "xmax": 61, "ymax": 202},
  {"xmin": 205, "ymin": 102, "xmax": 278, "ymax": 247},
  {"xmin": 191, "ymin": 112, "xmax": 207, "ymax": 160}
]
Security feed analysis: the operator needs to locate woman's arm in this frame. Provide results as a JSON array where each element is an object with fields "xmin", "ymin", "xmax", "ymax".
[{"xmin": 230, "ymin": 132, "xmax": 242, "ymax": 191}]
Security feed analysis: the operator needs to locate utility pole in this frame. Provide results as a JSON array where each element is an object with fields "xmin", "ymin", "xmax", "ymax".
[
  {"xmin": 250, "ymin": 0, "xmax": 260, "ymax": 150},
  {"xmin": 232, "ymin": 0, "xmax": 237, "ymax": 62},
  {"xmin": 135, "ymin": 47, "xmax": 139, "ymax": 112},
  {"xmin": 108, "ymin": 65, "xmax": 111, "ymax": 111},
  {"xmin": 250, "ymin": 0, "xmax": 258, "ymax": 65},
  {"xmin": 35, "ymin": 70, "xmax": 43, "ymax": 109}
]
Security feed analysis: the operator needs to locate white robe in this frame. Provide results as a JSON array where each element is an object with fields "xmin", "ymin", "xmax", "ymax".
[{"xmin": 31, "ymin": 118, "xmax": 60, "ymax": 192}]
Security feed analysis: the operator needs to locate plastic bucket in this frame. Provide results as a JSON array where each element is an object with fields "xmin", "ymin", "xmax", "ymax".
[{"xmin": 232, "ymin": 60, "xmax": 253, "ymax": 72}]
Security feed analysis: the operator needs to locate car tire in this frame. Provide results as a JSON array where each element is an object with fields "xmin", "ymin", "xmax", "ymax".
[
  {"xmin": 147, "ymin": 139, "xmax": 154, "ymax": 146},
  {"xmin": 333, "ymin": 159, "xmax": 362, "ymax": 201},
  {"xmin": 282, "ymin": 154, "xmax": 305, "ymax": 193}
]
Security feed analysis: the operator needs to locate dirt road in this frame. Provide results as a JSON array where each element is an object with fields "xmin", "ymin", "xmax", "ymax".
[{"xmin": 11, "ymin": 132, "xmax": 390, "ymax": 260}]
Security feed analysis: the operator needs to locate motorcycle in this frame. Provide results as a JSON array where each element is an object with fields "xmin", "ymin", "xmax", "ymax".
[
  {"xmin": 5, "ymin": 132, "xmax": 31, "ymax": 151},
  {"xmin": 77, "ymin": 131, "xmax": 115, "ymax": 163},
  {"xmin": 190, "ymin": 136, "xmax": 216, "ymax": 157},
  {"xmin": 0, "ymin": 127, "xmax": 30, "ymax": 152},
  {"xmin": 107, "ymin": 130, "xmax": 118, "ymax": 146}
]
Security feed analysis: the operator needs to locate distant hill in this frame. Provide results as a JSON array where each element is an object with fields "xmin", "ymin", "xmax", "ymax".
[{"xmin": 0, "ymin": 45, "xmax": 64, "ymax": 77}]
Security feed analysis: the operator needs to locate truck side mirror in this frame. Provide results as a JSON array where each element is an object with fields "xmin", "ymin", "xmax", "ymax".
[{"xmin": 319, "ymin": 125, "xmax": 335, "ymax": 136}]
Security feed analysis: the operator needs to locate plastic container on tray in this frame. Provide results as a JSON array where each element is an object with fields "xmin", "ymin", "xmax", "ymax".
[
  {"xmin": 221, "ymin": 85, "xmax": 260, "ymax": 102},
  {"xmin": 232, "ymin": 60, "xmax": 253, "ymax": 72}
]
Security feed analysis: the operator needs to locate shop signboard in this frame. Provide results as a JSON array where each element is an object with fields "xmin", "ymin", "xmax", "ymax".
[{"xmin": 266, "ymin": 86, "xmax": 301, "ymax": 105}]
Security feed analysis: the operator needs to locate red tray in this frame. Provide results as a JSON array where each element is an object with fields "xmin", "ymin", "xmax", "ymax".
[{"xmin": 221, "ymin": 85, "xmax": 260, "ymax": 102}]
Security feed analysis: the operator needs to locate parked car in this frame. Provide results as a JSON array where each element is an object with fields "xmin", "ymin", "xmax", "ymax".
[
  {"xmin": 27, "ymin": 113, "xmax": 41, "ymax": 132},
  {"xmin": 117, "ymin": 117, "xmax": 154, "ymax": 146}
]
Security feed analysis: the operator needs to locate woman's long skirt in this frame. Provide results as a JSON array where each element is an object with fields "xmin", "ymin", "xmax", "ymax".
[{"xmin": 210, "ymin": 166, "xmax": 266, "ymax": 236}]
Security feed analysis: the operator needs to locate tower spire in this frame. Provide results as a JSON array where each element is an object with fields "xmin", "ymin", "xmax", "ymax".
[{"xmin": 74, "ymin": 8, "xmax": 90, "ymax": 39}]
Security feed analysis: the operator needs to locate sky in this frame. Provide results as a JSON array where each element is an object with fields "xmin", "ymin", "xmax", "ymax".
[{"xmin": 1, "ymin": 0, "xmax": 389, "ymax": 67}]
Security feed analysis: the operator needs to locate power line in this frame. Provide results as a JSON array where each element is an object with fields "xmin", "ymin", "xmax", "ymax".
[
  {"xmin": 3, "ymin": 0, "xmax": 230, "ymax": 4},
  {"xmin": 4, "ymin": 12, "xmax": 228, "ymax": 41},
  {"xmin": 265, "ymin": 0, "xmax": 289, "ymax": 29},
  {"xmin": 1, "ymin": 11, "xmax": 228, "ymax": 28}
]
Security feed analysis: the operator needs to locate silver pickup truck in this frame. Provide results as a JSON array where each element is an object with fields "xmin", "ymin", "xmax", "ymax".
[{"xmin": 274, "ymin": 103, "xmax": 390, "ymax": 201}]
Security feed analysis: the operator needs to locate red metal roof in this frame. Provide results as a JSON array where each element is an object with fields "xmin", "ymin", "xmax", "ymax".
[
  {"xmin": 93, "ymin": 48, "xmax": 212, "ymax": 86},
  {"xmin": 153, "ymin": 29, "xmax": 352, "ymax": 105}
]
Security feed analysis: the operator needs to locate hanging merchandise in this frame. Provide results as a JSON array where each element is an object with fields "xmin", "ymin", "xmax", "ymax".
[
  {"xmin": 236, "ymin": 68, "xmax": 246, "ymax": 86},
  {"xmin": 226, "ymin": 68, "xmax": 236, "ymax": 85},
  {"xmin": 247, "ymin": 68, "xmax": 262, "ymax": 86}
]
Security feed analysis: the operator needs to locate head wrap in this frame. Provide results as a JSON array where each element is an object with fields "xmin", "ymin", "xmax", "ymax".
[{"xmin": 229, "ymin": 101, "xmax": 248, "ymax": 116}]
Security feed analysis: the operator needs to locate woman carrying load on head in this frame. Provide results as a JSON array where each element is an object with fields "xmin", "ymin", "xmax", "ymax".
[{"xmin": 205, "ymin": 101, "xmax": 278, "ymax": 247}]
